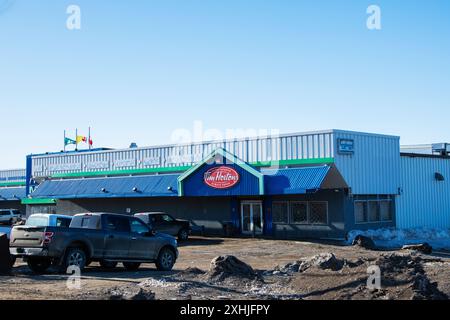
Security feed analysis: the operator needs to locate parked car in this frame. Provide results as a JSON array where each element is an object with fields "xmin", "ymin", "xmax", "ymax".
[
  {"xmin": 0, "ymin": 209, "xmax": 22, "ymax": 226},
  {"xmin": 0, "ymin": 226, "xmax": 14, "ymax": 267},
  {"xmin": 134, "ymin": 212, "xmax": 191, "ymax": 241},
  {"xmin": 9, "ymin": 212, "xmax": 178, "ymax": 274}
]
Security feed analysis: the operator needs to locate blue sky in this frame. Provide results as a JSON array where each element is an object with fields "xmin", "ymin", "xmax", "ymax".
[{"xmin": 0, "ymin": 0, "xmax": 449, "ymax": 169}]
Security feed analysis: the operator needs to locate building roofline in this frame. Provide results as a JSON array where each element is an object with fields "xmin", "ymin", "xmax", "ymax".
[
  {"xmin": 400, "ymin": 152, "xmax": 450, "ymax": 160},
  {"xmin": 29, "ymin": 129, "xmax": 400, "ymax": 159}
]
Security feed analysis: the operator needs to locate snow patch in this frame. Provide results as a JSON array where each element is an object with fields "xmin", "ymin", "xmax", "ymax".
[{"xmin": 347, "ymin": 228, "xmax": 450, "ymax": 250}]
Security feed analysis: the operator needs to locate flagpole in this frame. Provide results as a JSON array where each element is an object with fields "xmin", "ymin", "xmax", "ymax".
[
  {"xmin": 88, "ymin": 127, "xmax": 91, "ymax": 150},
  {"xmin": 75, "ymin": 128, "xmax": 78, "ymax": 151},
  {"xmin": 64, "ymin": 130, "xmax": 66, "ymax": 152}
]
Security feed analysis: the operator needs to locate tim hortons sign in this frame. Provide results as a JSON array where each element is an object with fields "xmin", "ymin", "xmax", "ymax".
[{"xmin": 204, "ymin": 166, "xmax": 240, "ymax": 189}]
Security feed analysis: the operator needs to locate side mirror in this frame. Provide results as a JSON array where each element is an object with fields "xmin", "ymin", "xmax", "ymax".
[{"xmin": 145, "ymin": 230, "xmax": 156, "ymax": 237}]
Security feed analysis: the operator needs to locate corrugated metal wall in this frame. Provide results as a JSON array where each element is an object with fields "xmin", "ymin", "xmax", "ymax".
[
  {"xmin": 396, "ymin": 156, "xmax": 450, "ymax": 229},
  {"xmin": 0, "ymin": 169, "xmax": 26, "ymax": 182},
  {"xmin": 31, "ymin": 131, "xmax": 335, "ymax": 178},
  {"xmin": 333, "ymin": 131, "xmax": 401, "ymax": 195}
]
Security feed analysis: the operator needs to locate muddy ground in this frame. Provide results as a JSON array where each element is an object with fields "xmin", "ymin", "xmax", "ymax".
[{"xmin": 1, "ymin": 237, "xmax": 449, "ymax": 300}]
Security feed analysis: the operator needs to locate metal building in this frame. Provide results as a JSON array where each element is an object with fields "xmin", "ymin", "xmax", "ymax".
[
  {"xmin": 2, "ymin": 129, "xmax": 446, "ymax": 239},
  {"xmin": 0, "ymin": 169, "xmax": 27, "ymax": 212}
]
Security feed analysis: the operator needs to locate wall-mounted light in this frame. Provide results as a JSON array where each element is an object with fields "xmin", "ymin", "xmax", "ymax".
[
  {"xmin": 435, "ymin": 172, "xmax": 445, "ymax": 181},
  {"xmin": 132, "ymin": 187, "xmax": 139, "ymax": 192},
  {"xmin": 101, "ymin": 188, "xmax": 107, "ymax": 193},
  {"xmin": 167, "ymin": 186, "xmax": 173, "ymax": 191}
]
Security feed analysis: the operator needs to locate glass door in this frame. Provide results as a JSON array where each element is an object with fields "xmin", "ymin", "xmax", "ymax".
[{"xmin": 240, "ymin": 201, "xmax": 263, "ymax": 236}]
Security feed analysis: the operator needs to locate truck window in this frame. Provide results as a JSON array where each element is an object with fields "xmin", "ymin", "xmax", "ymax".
[
  {"xmin": 130, "ymin": 219, "xmax": 150, "ymax": 235},
  {"xmin": 56, "ymin": 217, "xmax": 71, "ymax": 228},
  {"xmin": 26, "ymin": 216, "xmax": 49, "ymax": 226},
  {"xmin": 105, "ymin": 216, "xmax": 131, "ymax": 232},
  {"xmin": 70, "ymin": 216, "xmax": 99, "ymax": 229},
  {"xmin": 162, "ymin": 214, "xmax": 175, "ymax": 222}
]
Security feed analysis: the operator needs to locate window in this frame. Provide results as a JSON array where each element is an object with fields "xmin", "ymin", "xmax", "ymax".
[
  {"xmin": 354, "ymin": 198, "xmax": 393, "ymax": 224},
  {"xmin": 161, "ymin": 214, "xmax": 175, "ymax": 222},
  {"xmin": 105, "ymin": 216, "xmax": 130, "ymax": 232},
  {"xmin": 26, "ymin": 216, "xmax": 49, "ymax": 227},
  {"xmin": 355, "ymin": 201, "xmax": 367, "ymax": 223},
  {"xmin": 272, "ymin": 201, "xmax": 328, "ymax": 225},
  {"xmin": 380, "ymin": 201, "xmax": 392, "ymax": 221},
  {"xmin": 56, "ymin": 217, "xmax": 71, "ymax": 228},
  {"xmin": 272, "ymin": 202, "xmax": 289, "ymax": 223},
  {"xmin": 80, "ymin": 217, "xmax": 91, "ymax": 228},
  {"xmin": 290, "ymin": 202, "xmax": 308, "ymax": 224},
  {"xmin": 368, "ymin": 201, "xmax": 380, "ymax": 222},
  {"xmin": 130, "ymin": 219, "xmax": 150, "ymax": 235},
  {"xmin": 309, "ymin": 202, "xmax": 328, "ymax": 225}
]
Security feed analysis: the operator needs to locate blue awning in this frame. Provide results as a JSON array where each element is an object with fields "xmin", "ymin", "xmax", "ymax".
[
  {"xmin": 31, "ymin": 174, "xmax": 180, "ymax": 199},
  {"xmin": 262, "ymin": 166, "xmax": 331, "ymax": 195},
  {"xmin": 0, "ymin": 187, "xmax": 26, "ymax": 201}
]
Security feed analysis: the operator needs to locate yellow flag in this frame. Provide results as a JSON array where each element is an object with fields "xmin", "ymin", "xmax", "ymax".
[{"xmin": 76, "ymin": 136, "xmax": 86, "ymax": 144}]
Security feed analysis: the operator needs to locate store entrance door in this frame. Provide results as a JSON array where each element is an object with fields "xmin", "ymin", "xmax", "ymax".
[{"xmin": 240, "ymin": 201, "xmax": 263, "ymax": 236}]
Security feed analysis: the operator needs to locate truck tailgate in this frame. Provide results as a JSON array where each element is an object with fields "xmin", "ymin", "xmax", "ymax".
[{"xmin": 9, "ymin": 226, "xmax": 47, "ymax": 247}]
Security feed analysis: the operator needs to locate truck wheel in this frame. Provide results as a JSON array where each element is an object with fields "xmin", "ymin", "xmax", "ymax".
[
  {"xmin": 178, "ymin": 229, "xmax": 189, "ymax": 241},
  {"xmin": 10, "ymin": 255, "xmax": 16, "ymax": 268},
  {"xmin": 100, "ymin": 260, "xmax": 118, "ymax": 269},
  {"xmin": 27, "ymin": 258, "xmax": 51, "ymax": 274},
  {"xmin": 156, "ymin": 247, "xmax": 175, "ymax": 271},
  {"xmin": 64, "ymin": 248, "xmax": 87, "ymax": 272},
  {"xmin": 123, "ymin": 262, "xmax": 141, "ymax": 271}
]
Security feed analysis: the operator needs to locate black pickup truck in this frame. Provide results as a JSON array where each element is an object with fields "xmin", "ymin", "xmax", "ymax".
[{"xmin": 9, "ymin": 213, "xmax": 178, "ymax": 273}]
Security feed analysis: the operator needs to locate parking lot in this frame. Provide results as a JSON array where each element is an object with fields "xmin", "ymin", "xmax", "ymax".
[{"xmin": 1, "ymin": 236, "xmax": 450, "ymax": 300}]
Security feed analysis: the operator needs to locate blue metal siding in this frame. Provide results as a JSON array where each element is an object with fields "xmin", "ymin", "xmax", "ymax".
[
  {"xmin": 30, "ymin": 175, "xmax": 179, "ymax": 199},
  {"xmin": 396, "ymin": 156, "xmax": 450, "ymax": 229},
  {"xmin": 333, "ymin": 131, "xmax": 400, "ymax": 195},
  {"xmin": 183, "ymin": 163, "xmax": 261, "ymax": 197},
  {"xmin": 263, "ymin": 166, "xmax": 331, "ymax": 195},
  {"xmin": 0, "ymin": 187, "xmax": 27, "ymax": 200},
  {"xmin": 0, "ymin": 169, "xmax": 26, "ymax": 183}
]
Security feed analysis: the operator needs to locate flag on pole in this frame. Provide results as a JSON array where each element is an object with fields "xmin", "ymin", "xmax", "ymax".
[
  {"xmin": 64, "ymin": 137, "xmax": 76, "ymax": 146},
  {"xmin": 76, "ymin": 135, "xmax": 87, "ymax": 144}
]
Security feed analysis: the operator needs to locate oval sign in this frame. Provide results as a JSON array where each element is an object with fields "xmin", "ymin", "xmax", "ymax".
[{"xmin": 204, "ymin": 166, "xmax": 240, "ymax": 189}]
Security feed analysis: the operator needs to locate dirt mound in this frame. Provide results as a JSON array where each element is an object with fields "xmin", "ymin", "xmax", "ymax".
[
  {"xmin": 274, "ymin": 253, "xmax": 345, "ymax": 274},
  {"xmin": 207, "ymin": 255, "xmax": 258, "ymax": 281},
  {"xmin": 374, "ymin": 253, "xmax": 447, "ymax": 300},
  {"xmin": 401, "ymin": 243, "xmax": 433, "ymax": 254},
  {"xmin": 352, "ymin": 235, "xmax": 376, "ymax": 250},
  {"xmin": 106, "ymin": 285, "xmax": 155, "ymax": 300}
]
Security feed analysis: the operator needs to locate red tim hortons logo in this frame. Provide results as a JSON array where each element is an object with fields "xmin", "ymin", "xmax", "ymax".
[{"xmin": 204, "ymin": 166, "xmax": 240, "ymax": 189}]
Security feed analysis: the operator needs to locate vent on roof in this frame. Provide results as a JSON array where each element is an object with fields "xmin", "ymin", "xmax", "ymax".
[{"xmin": 432, "ymin": 143, "xmax": 450, "ymax": 156}]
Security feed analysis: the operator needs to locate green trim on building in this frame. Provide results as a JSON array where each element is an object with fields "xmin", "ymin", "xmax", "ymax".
[
  {"xmin": 0, "ymin": 181, "xmax": 26, "ymax": 187},
  {"xmin": 252, "ymin": 157, "xmax": 334, "ymax": 167},
  {"xmin": 49, "ymin": 158, "xmax": 334, "ymax": 180},
  {"xmin": 22, "ymin": 198, "xmax": 57, "ymax": 205}
]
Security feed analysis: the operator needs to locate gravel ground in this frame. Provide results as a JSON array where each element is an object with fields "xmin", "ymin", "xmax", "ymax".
[{"xmin": 0, "ymin": 237, "xmax": 449, "ymax": 300}]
